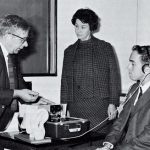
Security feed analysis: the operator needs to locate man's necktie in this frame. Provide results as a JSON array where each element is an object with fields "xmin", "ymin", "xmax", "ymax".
[
  {"xmin": 134, "ymin": 87, "xmax": 143, "ymax": 105},
  {"xmin": 8, "ymin": 54, "xmax": 18, "ymax": 112},
  {"xmin": 138, "ymin": 87, "xmax": 143, "ymax": 99}
]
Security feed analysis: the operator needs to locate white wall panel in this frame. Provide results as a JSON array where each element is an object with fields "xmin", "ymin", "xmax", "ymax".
[{"xmin": 137, "ymin": 0, "xmax": 150, "ymax": 45}]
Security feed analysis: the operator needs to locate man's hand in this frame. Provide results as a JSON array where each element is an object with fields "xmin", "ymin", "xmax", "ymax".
[
  {"xmin": 107, "ymin": 104, "xmax": 117, "ymax": 120},
  {"xmin": 14, "ymin": 89, "xmax": 39, "ymax": 103},
  {"xmin": 35, "ymin": 97, "xmax": 56, "ymax": 105}
]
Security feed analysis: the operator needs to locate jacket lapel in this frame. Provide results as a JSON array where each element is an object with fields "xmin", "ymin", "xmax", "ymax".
[
  {"xmin": 130, "ymin": 87, "xmax": 150, "ymax": 118},
  {"xmin": 71, "ymin": 40, "xmax": 82, "ymax": 83}
]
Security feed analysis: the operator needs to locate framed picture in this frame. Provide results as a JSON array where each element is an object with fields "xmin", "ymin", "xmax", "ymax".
[{"xmin": 0, "ymin": 0, "xmax": 57, "ymax": 76}]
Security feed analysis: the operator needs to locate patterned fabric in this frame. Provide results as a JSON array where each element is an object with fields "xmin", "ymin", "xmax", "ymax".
[
  {"xmin": 61, "ymin": 36, "xmax": 121, "ymax": 135},
  {"xmin": 70, "ymin": 39, "xmax": 110, "ymax": 133},
  {"xmin": 73, "ymin": 39, "xmax": 94, "ymax": 98},
  {"xmin": 68, "ymin": 97, "xmax": 112, "ymax": 134},
  {"xmin": 8, "ymin": 54, "xmax": 18, "ymax": 112},
  {"xmin": 61, "ymin": 36, "xmax": 121, "ymax": 104},
  {"xmin": 8, "ymin": 54, "xmax": 18, "ymax": 89}
]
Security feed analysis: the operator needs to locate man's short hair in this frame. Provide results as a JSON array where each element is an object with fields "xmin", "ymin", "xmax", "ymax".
[
  {"xmin": 132, "ymin": 45, "xmax": 150, "ymax": 64},
  {"xmin": 0, "ymin": 14, "xmax": 30, "ymax": 36}
]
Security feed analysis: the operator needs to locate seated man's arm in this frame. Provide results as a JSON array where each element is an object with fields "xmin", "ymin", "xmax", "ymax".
[
  {"xmin": 118, "ymin": 124, "xmax": 150, "ymax": 150},
  {"xmin": 96, "ymin": 96, "xmax": 132, "ymax": 150}
]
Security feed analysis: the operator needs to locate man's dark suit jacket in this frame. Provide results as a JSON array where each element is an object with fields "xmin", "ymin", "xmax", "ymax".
[
  {"xmin": 0, "ymin": 47, "xmax": 27, "ymax": 130},
  {"xmin": 105, "ymin": 82, "xmax": 150, "ymax": 150},
  {"xmin": 61, "ymin": 36, "xmax": 121, "ymax": 105}
]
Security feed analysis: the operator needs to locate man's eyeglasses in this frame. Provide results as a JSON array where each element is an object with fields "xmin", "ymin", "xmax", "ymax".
[{"xmin": 8, "ymin": 33, "xmax": 28, "ymax": 43}]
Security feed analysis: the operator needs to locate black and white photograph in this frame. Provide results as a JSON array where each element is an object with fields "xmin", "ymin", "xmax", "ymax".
[{"xmin": 0, "ymin": 0, "xmax": 150, "ymax": 150}]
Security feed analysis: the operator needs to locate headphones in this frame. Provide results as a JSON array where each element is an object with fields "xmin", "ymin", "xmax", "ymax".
[
  {"xmin": 132, "ymin": 45, "xmax": 150, "ymax": 73},
  {"xmin": 142, "ymin": 64, "xmax": 150, "ymax": 74}
]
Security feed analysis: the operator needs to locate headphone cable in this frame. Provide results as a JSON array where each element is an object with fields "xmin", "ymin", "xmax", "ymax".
[{"xmin": 60, "ymin": 73, "xmax": 150, "ymax": 140}]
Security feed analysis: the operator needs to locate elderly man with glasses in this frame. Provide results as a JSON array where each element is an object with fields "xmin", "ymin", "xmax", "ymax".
[{"xmin": 0, "ymin": 14, "xmax": 51, "ymax": 133}]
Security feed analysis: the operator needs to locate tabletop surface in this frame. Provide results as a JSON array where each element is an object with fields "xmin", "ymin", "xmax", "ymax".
[{"xmin": 0, "ymin": 131, "xmax": 105, "ymax": 150}]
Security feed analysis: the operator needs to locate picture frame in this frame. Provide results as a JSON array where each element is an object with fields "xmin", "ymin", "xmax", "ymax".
[
  {"xmin": 19, "ymin": 0, "xmax": 57, "ymax": 76},
  {"xmin": 0, "ymin": 0, "xmax": 57, "ymax": 76}
]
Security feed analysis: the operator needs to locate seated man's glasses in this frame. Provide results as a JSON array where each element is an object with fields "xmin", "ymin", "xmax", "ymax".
[{"xmin": 8, "ymin": 33, "xmax": 28, "ymax": 43}]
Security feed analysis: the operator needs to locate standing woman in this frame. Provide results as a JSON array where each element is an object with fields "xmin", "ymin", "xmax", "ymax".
[{"xmin": 61, "ymin": 8, "xmax": 121, "ymax": 136}]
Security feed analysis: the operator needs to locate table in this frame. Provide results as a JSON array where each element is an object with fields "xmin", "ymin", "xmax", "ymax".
[{"xmin": 0, "ymin": 132, "xmax": 105, "ymax": 150}]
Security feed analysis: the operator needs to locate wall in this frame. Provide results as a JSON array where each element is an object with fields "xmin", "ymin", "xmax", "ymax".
[
  {"xmin": 137, "ymin": 0, "xmax": 150, "ymax": 45},
  {"xmin": 0, "ymin": 0, "xmax": 53, "ymax": 75},
  {"xmin": 25, "ymin": 0, "xmax": 145, "ymax": 103}
]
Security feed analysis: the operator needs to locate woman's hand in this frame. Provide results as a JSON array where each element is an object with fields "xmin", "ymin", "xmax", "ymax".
[{"xmin": 107, "ymin": 104, "xmax": 117, "ymax": 120}]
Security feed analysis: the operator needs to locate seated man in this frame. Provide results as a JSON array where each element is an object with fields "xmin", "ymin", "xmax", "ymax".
[
  {"xmin": 96, "ymin": 45, "xmax": 150, "ymax": 150},
  {"xmin": 0, "ymin": 14, "xmax": 52, "ymax": 131}
]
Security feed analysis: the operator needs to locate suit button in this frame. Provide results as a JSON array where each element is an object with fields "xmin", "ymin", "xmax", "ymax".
[
  {"xmin": 77, "ymin": 85, "xmax": 80, "ymax": 89},
  {"xmin": 2, "ymin": 105, "xmax": 5, "ymax": 109}
]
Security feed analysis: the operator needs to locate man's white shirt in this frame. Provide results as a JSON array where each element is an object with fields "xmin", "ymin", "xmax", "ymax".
[{"xmin": 134, "ymin": 80, "xmax": 150, "ymax": 105}]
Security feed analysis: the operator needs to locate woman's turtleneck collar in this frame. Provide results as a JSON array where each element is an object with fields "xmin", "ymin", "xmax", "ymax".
[
  {"xmin": 79, "ymin": 35, "xmax": 94, "ymax": 45},
  {"xmin": 79, "ymin": 38, "xmax": 92, "ymax": 44}
]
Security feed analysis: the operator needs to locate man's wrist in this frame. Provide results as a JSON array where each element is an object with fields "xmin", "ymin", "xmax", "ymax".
[{"xmin": 13, "ymin": 89, "xmax": 20, "ymax": 98}]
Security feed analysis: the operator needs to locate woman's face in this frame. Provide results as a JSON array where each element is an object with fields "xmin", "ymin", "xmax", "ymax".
[{"xmin": 74, "ymin": 19, "xmax": 91, "ymax": 41}]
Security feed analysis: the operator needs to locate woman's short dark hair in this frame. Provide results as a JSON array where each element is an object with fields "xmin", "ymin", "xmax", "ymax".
[{"xmin": 71, "ymin": 8, "xmax": 99, "ymax": 32}]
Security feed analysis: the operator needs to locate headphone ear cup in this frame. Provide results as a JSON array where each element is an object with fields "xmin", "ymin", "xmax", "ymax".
[{"xmin": 142, "ymin": 64, "xmax": 149, "ymax": 73}]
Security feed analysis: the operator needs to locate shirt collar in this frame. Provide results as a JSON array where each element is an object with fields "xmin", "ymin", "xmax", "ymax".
[
  {"xmin": 0, "ymin": 42, "xmax": 8, "ymax": 58},
  {"xmin": 141, "ymin": 80, "xmax": 150, "ymax": 93}
]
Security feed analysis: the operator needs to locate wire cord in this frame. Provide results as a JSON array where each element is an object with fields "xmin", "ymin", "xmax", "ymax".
[{"xmin": 60, "ymin": 73, "xmax": 150, "ymax": 140}]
